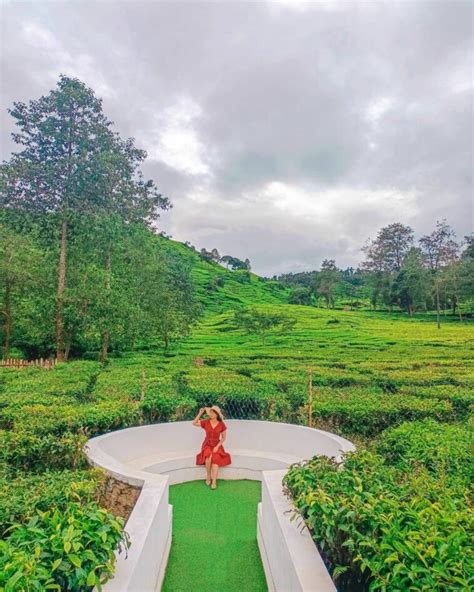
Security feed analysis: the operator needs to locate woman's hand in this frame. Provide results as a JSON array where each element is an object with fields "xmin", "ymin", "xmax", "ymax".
[{"xmin": 212, "ymin": 444, "xmax": 220, "ymax": 452}]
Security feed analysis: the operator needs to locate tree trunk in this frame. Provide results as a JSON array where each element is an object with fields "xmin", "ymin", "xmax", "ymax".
[
  {"xmin": 55, "ymin": 218, "xmax": 68, "ymax": 361},
  {"xmin": 100, "ymin": 247, "xmax": 112, "ymax": 362},
  {"xmin": 451, "ymin": 296, "xmax": 457, "ymax": 316},
  {"xmin": 3, "ymin": 269, "xmax": 12, "ymax": 359},
  {"xmin": 435, "ymin": 278, "xmax": 441, "ymax": 329},
  {"xmin": 64, "ymin": 337, "xmax": 71, "ymax": 362},
  {"xmin": 100, "ymin": 331, "xmax": 109, "ymax": 363}
]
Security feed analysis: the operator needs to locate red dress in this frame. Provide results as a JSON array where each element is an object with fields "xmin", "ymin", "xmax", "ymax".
[{"xmin": 196, "ymin": 418, "xmax": 232, "ymax": 466}]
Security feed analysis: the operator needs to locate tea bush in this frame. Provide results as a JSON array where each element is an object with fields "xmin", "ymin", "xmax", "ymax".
[
  {"xmin": 312, "ymin": 390, "xmax": 453, "ymax": 437},
  {"xmin": 374, "ymin": 419, "xmax": 474, "ymax": 485},
  {"xmin": 283, "ymin": 450, "xmax": 473, "ymax": 591},
  {"xmin": 0, "ymin": 502, "xmax": 129, "ymax": 591},
  {"xmin": 1, "ymin": 430, "xmax": 89, "ymax": 473},
  {"xmin": 141, "ymin": 388, "xmax": 196, "ymax": 422},
  {"xmin": 0, "ymin": 468, "xmax": 101, "ymax": 537}
]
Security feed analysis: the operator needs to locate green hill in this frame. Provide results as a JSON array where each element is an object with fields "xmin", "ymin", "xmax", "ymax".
[{"xmin": 155, "ymin": 235, "xmax": 291, "ymax": 312}]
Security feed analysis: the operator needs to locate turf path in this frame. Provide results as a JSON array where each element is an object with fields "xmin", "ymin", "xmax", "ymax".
[{"xmin": 162, "ymin": 479, "xmax": 267, "ymax": 592}]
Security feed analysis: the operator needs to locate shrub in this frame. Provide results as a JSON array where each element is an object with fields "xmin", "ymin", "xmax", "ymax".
[
  {"xmin": 312, "ymin": 392, "xmax": 453, "ymax": 437},
  {"xmin": 374, "ymin": 419, "xmax": 474, "ymax": 486},
  {"xmin": 7, "ymin": 400, "xmax": 142, "ymax": 438},
  {"xmin": 1, "ymin": 431, "xmax": 88, "ymax": 473},
  {"xmin": 0, "ymin": 502, "xmax": 129, "ymax": 591},
  {"xmin": 0, "ymin": 468, "xmax": 101, "ymax": 538},
  {"xmin": 140, "ymin": 388, "xmax": 196, "ymax": 422},
  {"xmin": 283, "ymin": 450, "xmax": 473, "ymax": 591}
]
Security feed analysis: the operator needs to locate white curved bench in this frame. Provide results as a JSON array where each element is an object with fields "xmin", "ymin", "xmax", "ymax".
[{"xmin": 85, "ymin": 420, "xmax": 355, "ymax": 592}]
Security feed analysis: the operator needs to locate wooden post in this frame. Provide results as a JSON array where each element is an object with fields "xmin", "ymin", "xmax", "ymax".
[
  {"xmin": 308, "ymin": 367, "xmax": 313, "ymax": 428},
  {"xmin": 140, "ymin": 368, "xmax": 146, "ymax": 401}
]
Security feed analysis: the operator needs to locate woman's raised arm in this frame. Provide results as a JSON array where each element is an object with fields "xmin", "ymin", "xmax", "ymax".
[{"xmin": 192, "ymin": 407, "xmax": 206, "ymax": 427}]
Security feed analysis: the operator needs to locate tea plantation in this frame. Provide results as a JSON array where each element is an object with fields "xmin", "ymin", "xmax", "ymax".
[{"xmin": 1, "ymin": 300, "xmax": 472, "ymax": 590}]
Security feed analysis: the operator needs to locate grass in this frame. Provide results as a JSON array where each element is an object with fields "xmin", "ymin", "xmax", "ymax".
[{"xmin": 162, "ymin": 480, "xmax": 267, "ymax": 592}]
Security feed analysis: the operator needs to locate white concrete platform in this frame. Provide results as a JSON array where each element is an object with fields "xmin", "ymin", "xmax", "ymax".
[{"xmin": 84, "ymin": 420, "xmax": 355, "ymax": 592}]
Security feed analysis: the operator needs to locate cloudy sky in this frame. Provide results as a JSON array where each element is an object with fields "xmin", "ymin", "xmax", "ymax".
[{"xmin": 1, "ymin": 0, "xmax": 472, "ymax": 276}]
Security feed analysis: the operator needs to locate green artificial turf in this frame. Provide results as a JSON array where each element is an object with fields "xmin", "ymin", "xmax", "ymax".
[{"xmin": 162, "ymin": 479, "xmax": 267, "ymax": 592}]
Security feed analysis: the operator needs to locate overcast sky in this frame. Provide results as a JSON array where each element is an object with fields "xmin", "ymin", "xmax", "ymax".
[{"xmin": 1, "ymin": 0, "xmax": 473, "ymax": 276}]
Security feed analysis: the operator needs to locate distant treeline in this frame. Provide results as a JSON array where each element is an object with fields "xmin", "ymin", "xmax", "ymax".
[
  {"xmin": 0, "ymin": 75, "xmax": 200, "ymax": 361},
  {"xmin": 275, "ymin": 222, "xmax": 474, "ymax": 322},
  {"xmin": 183, "ymin": 243, "xmax": 251, "ymax": 271}
]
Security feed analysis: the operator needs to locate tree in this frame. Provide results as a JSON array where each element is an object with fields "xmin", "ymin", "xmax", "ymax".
[
  {"xmin": 361, "ymin": 223, "xmax": 414, "ymax": 311},
  {"xmin": 1, "ymin": 76, "xmax": 110, "ymax": 360},
  {"xmin": 200, "ymin": 248, "xmax": 221, "ymax": 264},
  {"xmin": 363, "ymin": 223, "xmax": 414, "ymax": 273},
  {"xmin": 392, "ymin": 248, "xmax": 430, "ymax": 316},
  {"xmin": 459, "ymin": 234, "xmax": 474, "ymax": 309},
  {"xmin": 419, "ymin": 220, "xmax": 459, "ymax": 328},
  {"xmin": 220, "ymin": 254, "xmax": 250, "ymax": 271},
  {"xmin": 233, "ymin": 307, "xmax": 296, "ymax": 345},
  {"xmin": 315, "ymin": 259, "xmax": 340, "ymax": 308},
  {"xmin": 0, "ymin": 221, "xmax": 46, "ymax": 357},
  {"xmin": 220, "ymin": 255, "xmax": 234, "ymax": 269},
  {"xmin": 1, "ymin": 75, "xmax": 170, "ymax": 360},
  {"xmin": 135, "ymin": 242, "xmax": 201, "ymax": 350},
  {"xmin": 288, "ymin": 286, "xmax": 312, "ymax": 305}
]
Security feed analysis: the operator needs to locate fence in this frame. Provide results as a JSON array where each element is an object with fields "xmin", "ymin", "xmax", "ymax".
[{"xmin": 0, "ymin": 357, "xmax": 57, "ymax": 369}]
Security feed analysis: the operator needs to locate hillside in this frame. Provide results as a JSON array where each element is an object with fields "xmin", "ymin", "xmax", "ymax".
[{"xmin": 154, "ymin": 235, "xmax": 291, "ymax": 312}]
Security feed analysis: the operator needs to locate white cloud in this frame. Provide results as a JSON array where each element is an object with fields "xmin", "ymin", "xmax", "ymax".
[
  {"xmin": 161, "ymin": 180, "xmax": 421, "ymax": 275},
  {"xmin": 21, "ymin": 22, "xmax": 115, "ymax": 99},
  {"xmin": 143, "ymin": 97, "xmax": 213, "ymax": 176},
  {"xmin": 365, "ymin": 96, "xmax": 395, "ymax": 124},
  {"xmin": 251, "ymin": 181, "xmax": 420, "ymax": 223},
  {"xmin": 267, "ymin": 0, "xmax": 345, "ymax": 12}
]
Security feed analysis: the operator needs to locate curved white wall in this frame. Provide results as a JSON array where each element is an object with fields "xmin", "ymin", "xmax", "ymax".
[{"xmin": 85, "ymin": 420, "xmax": 355, "ymax": 592}]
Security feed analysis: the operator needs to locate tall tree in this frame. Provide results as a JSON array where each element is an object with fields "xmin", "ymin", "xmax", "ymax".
[
  {"xmin": 1, "ymin": 75, "xmax": 170, "ymax": 360},
  {"xmin": 459, "ymin": 234, "xmax": 474, "ymax": 307},
  {"xmin": 363, "ymin": 223, "xmax": 414, "ymax": 273},
  {"xmin": 315, "ymin": 259, "xmax": 340, "ymax": 308},
  {"xmin": 392, "ymin": 248, "xmax": 430, "ymax": 316},
  {"xmin": 362, "ymin": 223, "xmax": 414, "ymax": 310},
  {"xmin": 419, "ymin": 220, "xmax": 459, "ymax": 328},
  {"xmin": 1, "ymin": 76, "xmax": 113, "ymax": 360}
]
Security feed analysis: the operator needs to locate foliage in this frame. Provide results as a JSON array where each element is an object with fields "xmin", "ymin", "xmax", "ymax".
[
  {"xmin": 0, "ymin": 502, "xmax": 129, "ymax": 591},
  {"xmin": 283, "ymin": 450, "xmax": 473, "ymax": 591},
  {"xmin": 0, "ymin": 468, "xmax": 101, "ymax": 538},
  {"xmin": 232, "ymin": 306, "xmax": 297, "ymax": 344},
  {"xmin": 374, "ymin": 419, "xmax": 473, "ymax": 485}
]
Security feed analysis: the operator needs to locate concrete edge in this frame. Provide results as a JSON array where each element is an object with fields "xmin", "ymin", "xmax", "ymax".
[
  {"xmin": 257, "ymin": 502, "xmax": 276, "ymax": 592},
  {"xmin": 259, "ymin": 469, "xmax": 337, "ymax": 592}
]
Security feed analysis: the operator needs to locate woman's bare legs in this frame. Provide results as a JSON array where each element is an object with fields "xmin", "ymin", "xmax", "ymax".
[
  {"xmin": 211, "ymin": 462, "xmax": 219, "ymax": 488},
  {"xmin": 205, "ymin": 455, "xmax": 212, "ymax": 484}
]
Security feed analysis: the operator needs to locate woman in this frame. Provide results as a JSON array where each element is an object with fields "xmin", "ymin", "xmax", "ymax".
[{"xmin": 193, "ymin": 405, "xmax": 231, "ymax": 489}]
